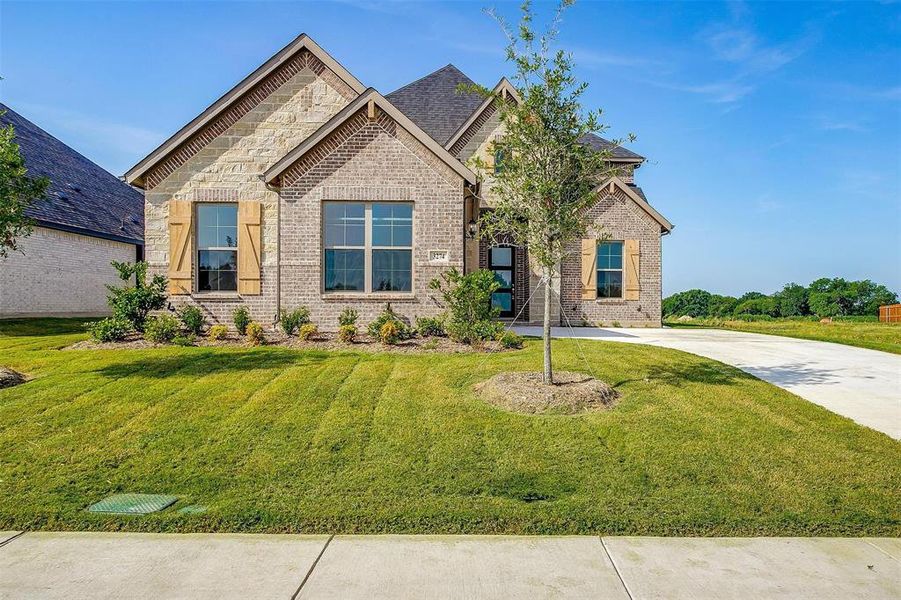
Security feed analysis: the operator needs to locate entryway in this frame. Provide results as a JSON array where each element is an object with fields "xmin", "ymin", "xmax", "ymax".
[{"xmin": 488, "ymin": 245, "xmax": 515, "ymax": 318}]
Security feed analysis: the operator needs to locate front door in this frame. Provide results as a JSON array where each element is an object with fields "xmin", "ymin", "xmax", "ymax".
[{"xmin": 489, "ymin": 245, "xmax": 515, "ymax": 318}]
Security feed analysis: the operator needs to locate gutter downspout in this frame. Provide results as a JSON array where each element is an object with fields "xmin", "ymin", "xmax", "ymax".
[{"xmin": 261, "ymin": 175, "xmax": 282, "ymax": 323}]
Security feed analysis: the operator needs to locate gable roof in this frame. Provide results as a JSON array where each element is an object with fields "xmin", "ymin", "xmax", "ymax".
[
  {"xmin": 1, "ymin": 104, "xmax": 144, "ymax": 244},
  {"xmin": 444, "ymin": 77, "xmax": 520, "ymax": 152},
  {"xmin": 264, "ymin": 88, "xmax": 476, "ymax": 186},
  {"xmin": 125, "ymin": 33, "xmax": 366, "ymax": 188},
  {"xmin": 389, "ymin": 64, "xmax": 644, "ymax": 162},
  {"xmin": 385, "ymin": 64, "xmax": 484, "ymax": 146},
  {"xmin": 580, "ymin": 132, "xmax": 644, "ymax": 162},
  {"xmin": 598, "ymin": 176, "xmax": 672, "ymax": 233}
]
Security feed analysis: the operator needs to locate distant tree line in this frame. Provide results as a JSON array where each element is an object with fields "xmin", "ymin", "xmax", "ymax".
[{"xmin": 663, "ymin": 278, "xmax": 898, "ymax": 319}]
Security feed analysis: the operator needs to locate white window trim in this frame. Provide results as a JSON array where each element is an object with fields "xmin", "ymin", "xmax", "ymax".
[
  {"xmin": 322, "ymin": 201, "xmax": 414, "ymax": 295},
  {"xmin": 596, "ymin": 240, "xmax": 623, "ymax": 299},
  {"xmin": 195, "ymin": 202, "xmax": 239, "ymax": 294}
]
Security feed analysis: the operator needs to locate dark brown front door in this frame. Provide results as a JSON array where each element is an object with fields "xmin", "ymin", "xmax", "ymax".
[{"xmin": 489, "ymin": 245, "xmax": 515, "ymax": 318}]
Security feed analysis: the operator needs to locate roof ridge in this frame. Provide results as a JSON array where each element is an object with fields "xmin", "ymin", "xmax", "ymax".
[{"xmin": 386, "ymin": 63, "xmax": 473, "ymax": 97}]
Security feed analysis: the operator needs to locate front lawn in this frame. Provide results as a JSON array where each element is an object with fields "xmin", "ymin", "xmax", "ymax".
[
  {"xmin": 666, "ymin": 317, "xmax": 901, "ymax": 355},
  {"xmin": 1, "ymin": 319, "xmax": 898, "ymax": 536}
]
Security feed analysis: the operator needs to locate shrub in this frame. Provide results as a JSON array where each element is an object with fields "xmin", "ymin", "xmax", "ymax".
[
  {"xmin": 208, "ymin": 324, "xmax": 228, "ymax": 341},
  {"xmin": 86, "ymin": 317, "xmax": 131, "ymax": 342},
  {"xmin": 245, "ymin": 321, "xmax": 265, "ymax": 345},
  {"xmin": 177, "ymin": 305, "xmax": 206, "ymax": 335},
  {"xmin": 338, "ymin": 307, "xmax": 359, "ymax": 327},
  {"xmin": 338, "ymin": 324, "xmax": 357, "ymax": 343},
  {"xmin": 172, "ymin": 334, "xmax": 196, "ymax": 347},
  {"xmin": 429, "ymin": 268, "xmax": 500, "ymax": 344},
  {"xmin": 280, "ymin": 306, "xmax": 311, "ymax": 336},
  {"xmin": 144, "ymin": 314, "xmax": 180, "ymax": 343},
  {"xmin": 496, "ymin": 330, "xmax": 524, "ymax": 349},
  {"xmin": 367, "ymin": 304, "xmax": 411, "ymax": 340},
  {"xmin": 105, "ymin": 261, "xmax": 167, "ymax": 331},
  {"xmin": 379, "ymin": 320, "xmax": 401, "ymax": 345},
  {"xmin": 415, "ymin": 315, "xmax": 445, "ymax": 337},
  {"xmin": 298, "ymin": 323, "xmax": 318, "ymax": 341},
  {"xmin": 232, "ymin": 306, "xmax": 251, "ymax": 335}
]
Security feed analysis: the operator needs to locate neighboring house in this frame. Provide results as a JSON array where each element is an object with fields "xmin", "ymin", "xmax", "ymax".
[
  {"xmin": 126, "ymin": 34, "xmax": 672, "ymax": 328},
  {"xmin": 0, "ymin": 105, "xmax": 144, "ymax": 318}
]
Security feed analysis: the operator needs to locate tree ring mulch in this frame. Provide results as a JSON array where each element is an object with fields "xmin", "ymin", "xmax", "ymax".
[
  {"xmin": 474, "ymin": 371, "xmax": 619, "ymax": 415},
  {"xmin": 0, "ymin": 367, "xmax": 26, "ymax": 389}
]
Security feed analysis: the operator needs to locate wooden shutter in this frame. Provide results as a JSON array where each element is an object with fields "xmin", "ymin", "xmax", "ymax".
[
  {"xmin": 580, "ymin": 239, "xmax": 597, "ymax": 300},
  {"xmin": 168, "ymin": 200, "xmax": 193, "ymax": 295},
  {"xmin": 624, "ymin": 239, "xmax": 640, "ymax": 301},
  {"xmin": 238, "ymin": 201, "xmax": 262, "ymax": 296}
]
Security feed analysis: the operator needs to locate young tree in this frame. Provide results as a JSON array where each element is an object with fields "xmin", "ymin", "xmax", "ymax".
[
  {"xmin": 475, "ymin": 0, "xmax": 633, "ymax": 383},
  {"xmin": 0, "ymin": 117, "xmax": 49, "ymax": 258}
]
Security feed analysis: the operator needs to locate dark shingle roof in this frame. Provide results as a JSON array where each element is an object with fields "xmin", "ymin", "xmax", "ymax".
[
  {"xmin": 579, "ymin": 132, "xmax": 644, "ymax": 161},
  {"xmin": 0, "ymin": 104, "xmax": 143, "ymax": 243},
  {"xmin": 386, "ymin": 67, "xmax": 644, "ymax": 161},
  {"xmin": 386, "ymin": 64, "xmax": 484, "ymax": 145}
]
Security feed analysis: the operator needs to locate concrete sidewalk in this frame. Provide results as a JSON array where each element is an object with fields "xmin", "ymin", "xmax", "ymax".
[
  {"xmin": 1, "ymin": 532, "xmax": 899, "ymax": 599},
  {"xmin": 513, "ymin": 326, "xmax": 901, "ymax": 439}
]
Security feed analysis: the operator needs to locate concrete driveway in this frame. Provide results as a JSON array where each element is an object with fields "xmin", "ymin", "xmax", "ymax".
[{"xmin": 513, "ymin": 326, "xmax": 901, "ymax": 439}]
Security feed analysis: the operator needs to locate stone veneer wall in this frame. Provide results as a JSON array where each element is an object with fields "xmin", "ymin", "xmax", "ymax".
[
  {"xmin": 143, "ymin": 59, "xmax": 354, "ymax": 327},
  {"xmin": 278, "ymin": 106, "xmax": 465, "ymax": 327},
  {"xmin": 0, "ymin": 226, "xmax": 137, "ymax": 317},
  {"xmin": 557, "ymin": 187, "xmax": 663, "ymax": 327}
]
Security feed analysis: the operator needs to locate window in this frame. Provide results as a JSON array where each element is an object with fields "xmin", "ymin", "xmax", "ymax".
[
  {"xmin": 197, "ymin": 203, "xmax": 238, "ymax": 292},
  {"xmin": 493, "ymin": 146, "xmax": 507, "ymax": 174},
  {"xmin": 323, "ymin": 202, "xmax": 413, "ymax": 293},
  {"xmin": 596, "ymin": 241, "xmax": 623, "ymax": 298}
]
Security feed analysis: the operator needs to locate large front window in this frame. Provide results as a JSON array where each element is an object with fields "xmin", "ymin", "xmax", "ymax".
[
  {"xmin": 596, "ymin": 241, "xmax": 623, "ymax": 298},
  {"xmin": 197, "ymin": 203, "xmax": 238, "ymax": 292},
  {"xmin": 324, "ymin": 202, "xmax": 413, "ymax": 293}
]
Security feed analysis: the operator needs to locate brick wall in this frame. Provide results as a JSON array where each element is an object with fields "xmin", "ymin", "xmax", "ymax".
[
  {"xmin": 557, "ymin": 188, "xmax": 663, "ymax": 327},
  {"xmin": 0, "ymin": 226, "xmax": 137, "ymax": 317},
  {"xmin": 143, "ymin": 60, "xmax": 353, "ymax": 327},
  {"xmin": 279, "ymin": 105, "xmax": 464, "ymax": 328}
]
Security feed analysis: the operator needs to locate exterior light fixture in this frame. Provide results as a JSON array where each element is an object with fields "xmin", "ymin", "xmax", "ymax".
[{"xmin": 467, "ymin": 217, "xmax": 478, "ymax": 239}]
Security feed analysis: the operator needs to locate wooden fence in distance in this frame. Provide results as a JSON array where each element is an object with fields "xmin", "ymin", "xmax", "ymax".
[{"xmin": 879, "ymin": 304, "xmax": 901, "ymax": 323}]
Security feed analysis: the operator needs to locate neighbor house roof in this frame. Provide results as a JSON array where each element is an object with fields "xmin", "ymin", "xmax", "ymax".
[
  {"xmin": 386, "ymin": 64, "xmax": 485, "ymax": 146},
  {"xmin": 264, "ymin": 89, "xmax": 477, "ymax": 186},
  {"xmin": 0, "ymin": 104, "xmax": 144, "ymax": 244},
  {"xmin": 125, "ymin": 33, "xmax": 366, "ymax": 188}
]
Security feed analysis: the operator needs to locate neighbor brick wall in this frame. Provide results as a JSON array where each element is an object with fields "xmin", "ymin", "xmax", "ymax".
[
  {"xmin": 557, "ymin": 188, "xmax": 663, "ymax": 327},
  {"xmin": 143, "ymin": 60, "xmax": 353, "ymax": 327},
  {"xmin": 278, "ymin": 105, "xmax": 465, "ymax": 327},
  {"xmin": 0, "ymin": 226, "xmax": 137, "ymax": 317}
]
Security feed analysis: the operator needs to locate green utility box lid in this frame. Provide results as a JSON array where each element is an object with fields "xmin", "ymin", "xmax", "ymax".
[{"xmin": 87, "ymin": 493, "xmax": 178, "ymax": 515}]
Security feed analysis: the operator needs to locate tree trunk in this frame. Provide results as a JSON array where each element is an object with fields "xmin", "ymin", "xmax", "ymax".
[{"xmin": 543, "ymin": 267, "xmax": 553, "ymax": 384}]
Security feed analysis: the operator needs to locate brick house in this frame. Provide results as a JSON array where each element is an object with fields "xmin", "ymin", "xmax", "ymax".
[
  {"xmin": 0, "ymin": 104, "xmax": 144, "ymax": 318},
  {"xmin": 125, "ymin": 34, "xmax": 672, "ymax": 329}
]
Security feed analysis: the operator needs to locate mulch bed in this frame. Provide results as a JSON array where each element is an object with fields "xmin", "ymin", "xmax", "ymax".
[
  {"xmin": 0, "ymin": 367, "xmax": 26, "ymax": 388},
  {"xmin": 66, "ymin": 331, "xmax": 511, "ymax": 354},
  {"xmin": 474, "ymin": 370, "xmax": 620, "ymax": 415}
]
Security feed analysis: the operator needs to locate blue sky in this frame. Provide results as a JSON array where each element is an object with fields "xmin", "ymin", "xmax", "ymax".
[{"xmin": 2, "ymin": 0, "xmax": 899, "ymax": 296}]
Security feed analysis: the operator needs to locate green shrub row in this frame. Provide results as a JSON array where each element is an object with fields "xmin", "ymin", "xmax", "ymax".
[{"xmin": 664, "ymin": 278, "xmax": 898, "ymax": 319}]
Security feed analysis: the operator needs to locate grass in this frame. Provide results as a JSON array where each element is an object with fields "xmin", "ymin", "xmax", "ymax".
[
  {"xmin": 666, "ymin": 317, "xmax": 901, "ymax": 355},
  {"xmin": 0, "ymin": 318, "xmax": 899, "ymax": 536}
]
